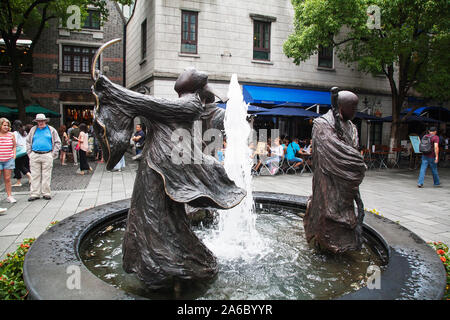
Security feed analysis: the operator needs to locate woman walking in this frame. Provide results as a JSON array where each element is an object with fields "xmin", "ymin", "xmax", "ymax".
[
  {"xmin": 12, "ymin": 120, "xmax": 31, "ymax": 187},
  {"xmin": 0, "ymin": 118, "xmax": 17, "ymax": 203},
  {"xmin": 77, "ymin": 123, "xmax": 92, "ymax": 175},
  {"xmin": 58, "ymin": 125, "xmax": 69, "ymax": 165}
]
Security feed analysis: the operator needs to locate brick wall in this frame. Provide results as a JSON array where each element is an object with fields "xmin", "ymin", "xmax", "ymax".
[{"xmin": 31, "ymin": 0, "xmax": 125, "ymax": 126}]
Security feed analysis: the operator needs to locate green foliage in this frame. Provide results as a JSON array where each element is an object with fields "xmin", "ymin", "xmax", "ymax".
[
  {"xmin": 0, "ymin": 238, "xmax": 35, "ymax": 300},
  {"xmin": 428, "ymin": 241, "xmax": 449, "ymax": 300},
  {"xmin": 284, "ymin": 0, "xmax": 450, "ymax": 101}
]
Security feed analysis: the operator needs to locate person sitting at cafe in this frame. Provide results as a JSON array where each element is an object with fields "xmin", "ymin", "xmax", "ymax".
[{"xmin": 286, "ymin": 137, "xmax": 303, "ymax": 169}]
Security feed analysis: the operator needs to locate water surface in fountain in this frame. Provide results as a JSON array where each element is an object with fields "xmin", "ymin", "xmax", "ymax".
[{"xmin": 81, "ymin": 204, "xmax": 385, "ymax": 300}]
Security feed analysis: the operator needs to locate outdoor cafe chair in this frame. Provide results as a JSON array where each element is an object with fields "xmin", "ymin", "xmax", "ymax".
[
  {"xmin": 362, "ymin": 149, "xmax": 376, "ymax": 170},
  {"xmin": 299, "ymin": 154, "xmax": 313, "ymax": 174}
]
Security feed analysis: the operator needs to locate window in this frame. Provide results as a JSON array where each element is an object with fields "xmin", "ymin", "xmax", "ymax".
[
  {"xmin": 253, "ymin": 20, "xmax": 271, "ymax": 61},
  {"xmin": 141, "ymin": 19, "xmax": 147, "ymax": 60},
  {"xmin": 318, "ymin": 44, "xmax": 333, "ymax": 68},
  {"xmin": 83, "ymin": 10, "xmax": 101, "ymax": 30},
  {"xmin": 181, "ymin": 11, "xmax": 198, "ymax": 54},
  {"xmin": 62, "ymin": 45, "xmax": 98, "ymax": 74}
]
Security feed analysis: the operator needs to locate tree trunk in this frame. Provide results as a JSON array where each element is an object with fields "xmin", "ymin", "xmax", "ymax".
[
  {"xmin": 386, "ymin": 67, "xmax": 404, "ymax": 165},
  {"xmin": 10, "ymin": 58, "xmax": 27, "ymax": 122},
  {"xmin": 3, "ymin": 34, "xmax": 27, "ymax": 122}
]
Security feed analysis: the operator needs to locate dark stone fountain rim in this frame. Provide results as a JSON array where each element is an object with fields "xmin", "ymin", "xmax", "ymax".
[{"xmin": 23, "ymin": 192, "xmax": 446, "ymax": 300}]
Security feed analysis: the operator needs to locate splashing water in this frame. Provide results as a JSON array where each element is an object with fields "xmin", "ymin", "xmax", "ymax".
[{"xmin": 202, "ymin": 74, "xmax": 270, "ymax": 261}]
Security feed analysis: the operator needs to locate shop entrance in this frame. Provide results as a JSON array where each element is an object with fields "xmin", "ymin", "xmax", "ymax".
[{"xmin": 64, "ymin": 105, "xmax": 94, "ymax": 127}]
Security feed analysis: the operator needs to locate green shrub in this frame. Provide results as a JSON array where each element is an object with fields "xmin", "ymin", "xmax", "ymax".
[{"xmin": 0, "ymin": 238, "xmax": 35, "ymax": 300}]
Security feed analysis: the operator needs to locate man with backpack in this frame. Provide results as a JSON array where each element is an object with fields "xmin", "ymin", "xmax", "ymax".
[{"xmin": 417, "ymin": 127, "xmax": 440, "ymax": 188}]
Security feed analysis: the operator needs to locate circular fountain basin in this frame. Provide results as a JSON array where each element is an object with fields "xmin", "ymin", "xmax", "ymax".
[{"xmin": 23, "ymin": 192, "xmax": 446, "ymax": 300}]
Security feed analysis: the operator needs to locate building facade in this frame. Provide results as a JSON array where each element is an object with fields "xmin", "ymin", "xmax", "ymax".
[
  {"xmin": 30, "ymin": 1, "xmax": 127, "ymax": 128},
  {"xmin": 125, "ymin": 0, "xmax": 398, "ymax": 145}
]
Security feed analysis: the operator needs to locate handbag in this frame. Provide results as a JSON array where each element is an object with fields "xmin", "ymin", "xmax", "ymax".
[
  {"xmin": 16, "ymin": 146, "xmax": 26, "ymax": 158},
  {"xmin": 75, "ymin": 142, "xmax": 80, "ymax": 151}
]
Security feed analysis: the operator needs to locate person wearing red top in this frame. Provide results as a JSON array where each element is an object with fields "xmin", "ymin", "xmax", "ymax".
[
  {"xmin": 418, "ymin": 127, "xmax": 440, "ymax": 188},
  {"xmin": 0, "ymin": 118, "xmax": 17, "ymax": 204}
]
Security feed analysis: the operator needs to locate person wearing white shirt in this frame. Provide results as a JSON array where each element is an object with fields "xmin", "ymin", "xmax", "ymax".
[
  {"xmin": 12, "ymin": 120, "xmax": 31, "ymax": 187},
  {"xmin": 266, "ymin": 137, "xmax": 284, "ymax": 174}
]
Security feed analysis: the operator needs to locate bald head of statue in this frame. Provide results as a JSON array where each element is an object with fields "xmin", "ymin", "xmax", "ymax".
[
  {"xmin": 337, "ymin": 90, "xmax": 359, "ymax": 121},
  {"xmin": 174, "ymin": 67, "xmax": 215, "ymax": 104}
]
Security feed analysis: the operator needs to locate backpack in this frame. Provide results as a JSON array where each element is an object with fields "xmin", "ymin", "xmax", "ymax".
[{"xmin": 419, "ymin": 135, "xmax": 433, "ymax": 153}]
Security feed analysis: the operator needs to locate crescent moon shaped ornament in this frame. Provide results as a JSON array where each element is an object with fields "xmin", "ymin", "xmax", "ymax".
[{"xmin": 91, "ymin": 38, "xmax": 122, "ymax": 81}]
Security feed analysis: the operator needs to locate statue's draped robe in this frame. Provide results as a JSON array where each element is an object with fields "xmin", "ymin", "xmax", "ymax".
[
  {"xmin": 303, "ymin": 110, "xmax": 366, "ymax": 254},
  {"xmin": 92, "ymin": 75, "xmax": 245, "ymax": 289}
]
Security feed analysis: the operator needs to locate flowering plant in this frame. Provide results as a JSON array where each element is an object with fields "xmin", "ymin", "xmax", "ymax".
[
  {"xmin": 0, "ymin": 238, "xmax": 35, "ymax": 300},
  {"xmin": 428, "ymin": 241, "xmax": 449, "ymax": 300}
]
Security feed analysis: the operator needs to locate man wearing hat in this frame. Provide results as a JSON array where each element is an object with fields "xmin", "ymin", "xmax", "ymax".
[
  {"xmin": 417, "ymin": 126, "xmax": 440, "ymax": 188},
  {"xmin": 26, "ymin": 114, "xmax": 61, "ymax": 201}
]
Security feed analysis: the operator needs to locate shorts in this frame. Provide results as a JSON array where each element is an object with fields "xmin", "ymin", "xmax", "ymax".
[
  {"xmin": 61, "ymin": 145, "xmax": 70, "ymax": 152},
  {"xmin": 0, "ymin": 158, "xmax": 15, "ymax": 170},
  {"xmin": 287, "ymin": 157, "xmax": 303, "ymax": 163}
]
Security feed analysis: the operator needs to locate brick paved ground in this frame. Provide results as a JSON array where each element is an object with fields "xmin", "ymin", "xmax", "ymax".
[{"xmin": 0, "ymin": 155, "xmax": 449, "ymax": 258}]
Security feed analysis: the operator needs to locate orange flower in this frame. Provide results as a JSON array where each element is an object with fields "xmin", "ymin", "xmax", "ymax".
[
  {"xmin": 440, "ymin": 256, "xmax": 446, "ymax": 263},
  {"xmin": 437, "ymin": 249, "xmax": 445, "ymax": 255}
]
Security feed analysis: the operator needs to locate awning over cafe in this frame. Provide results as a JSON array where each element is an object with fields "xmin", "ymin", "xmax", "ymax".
[{"xmin": 242, "ymin": 85, "xmax": 331, "ymax": 106}]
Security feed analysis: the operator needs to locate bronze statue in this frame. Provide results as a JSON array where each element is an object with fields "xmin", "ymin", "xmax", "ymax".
[
  {"xmin": 303, "ymin": 87, "xmax": 366, "ymax": 254},
  {"xmin": 91, "ymin": 39, "xmax": 246, "ymax": 290}
]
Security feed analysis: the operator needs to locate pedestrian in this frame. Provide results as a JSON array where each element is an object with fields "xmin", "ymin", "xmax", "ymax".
[
  {"xmin": 12, "ymin": 120, "xmax": 32, "ymax": 187},
  {"xmin": 58, "ymin": 125, "xmax": 69, "ymax": 166},
  {"xmin": 0, "ymin": 118, "xmax": 17, "ymax": 204},
  {"xmin": 68, "ymin": 122, "xmax": 80, "ymax": 165},
  {"xmin": 417, "ymin": 127, "xmax": 440, "ymax": 188},
  {"xmin": 77, "ymin": 123, "xmax": 92, "ymax": 175},
  {"xmin": 26, "ymin": 113, "xmax": 61, "ymax": 201},
  {"xmin": 131, "ymin": 123, "xmax": 145, "ymax": 159}
]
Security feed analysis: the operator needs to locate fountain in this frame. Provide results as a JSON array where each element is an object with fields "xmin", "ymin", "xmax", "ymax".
[{"xmin": 22, "ymin": 40, "xmax": 446, "ymax": 300}]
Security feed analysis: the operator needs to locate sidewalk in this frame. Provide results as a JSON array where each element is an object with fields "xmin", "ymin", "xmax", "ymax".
[{"xmin": 0, "ymin": 158, "xmax": 449, "ymax": 258}]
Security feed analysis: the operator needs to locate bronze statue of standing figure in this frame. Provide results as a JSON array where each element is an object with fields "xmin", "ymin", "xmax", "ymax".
[
  {"xmin": 90, "ymin": 39, "xmax": 246, "ymax": 291},
  {"xmin": 303, "ymin": 87, "xmax": 366, "ymax": 254}
]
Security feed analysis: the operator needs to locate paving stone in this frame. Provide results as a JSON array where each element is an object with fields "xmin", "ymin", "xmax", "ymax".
[{"xmin": 2, "ymin": 154, "xmax": 449, "ymax": 260}]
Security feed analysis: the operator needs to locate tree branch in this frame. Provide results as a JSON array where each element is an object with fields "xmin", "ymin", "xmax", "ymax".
[
  {"xmin": 15, "ymin": 0, "xmax": 53, "ymax": 38},
  {"xmin": 333, "ymin": 37, "xmax": 369, "ymax": 47},
  {"xmin": 29, "ymin": 5, "xmax": 54, "ymax": 51}
]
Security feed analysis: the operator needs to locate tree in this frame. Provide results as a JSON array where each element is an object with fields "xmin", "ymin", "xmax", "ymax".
[
  {"xmin": 0, "ymin": 0, "xmax": 132, "ymax": 122},
  {"xmin": 283, "ymin": 0, "xmax": 450, "ymax": 152}
]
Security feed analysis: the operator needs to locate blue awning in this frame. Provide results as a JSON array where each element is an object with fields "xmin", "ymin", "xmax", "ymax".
[
  {"xmin": 354, "ymin": 112, "xmax": 384, "ymax": 121},
  {"xmin": 216, "ymin": 103, "xmax": 269, "ymax": 113},
  {"xmin": 243, "ymin": 85, "xmax": 331, "ymax": 106},
  {"xmin": 255, "ymin": 107, "xmax": 320, "ymax": 118},
  {"xmin": 402, "ymin": 106, "xmax": 450, "ymax": 116}
]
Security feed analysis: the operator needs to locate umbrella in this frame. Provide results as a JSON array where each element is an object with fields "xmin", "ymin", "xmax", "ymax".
[
  {"xmin": 255, "ymin": 107, "xmax": 320, "ymax": 118},
  {"xmin": 382, "ymin": 114, "xmax": 441, "ymax": 123},
  {"xmin": 25, "ymin": 104, "xmax": 61, "ymax": 118},
  {"xmin": 354, "ymin": 112, "xmax": 384, "ymax": 121},
  {"xmin": 0, "ymin": 106, "xmax": 17, "ymax": 117}
]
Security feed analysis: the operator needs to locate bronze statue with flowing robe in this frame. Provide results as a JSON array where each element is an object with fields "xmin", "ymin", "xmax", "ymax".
[
  {"xmin": 91, "ymin": 66, "xmax": 245, "ymax": 290},
  {"xmin": 303, "ymin": 88, "xmax": 366, "ymax": 254}
]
